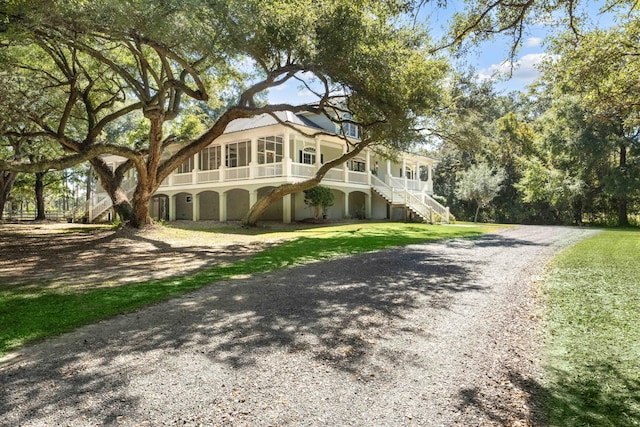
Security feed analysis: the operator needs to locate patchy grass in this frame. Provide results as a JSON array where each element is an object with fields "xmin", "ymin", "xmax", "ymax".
[
  {"xmin": 544, "ymin": 229, "xmax": 640, "ymax": 426},
  {"xmin": 0, "ymin": 222, "xmax": 490, "ymax": 357}
]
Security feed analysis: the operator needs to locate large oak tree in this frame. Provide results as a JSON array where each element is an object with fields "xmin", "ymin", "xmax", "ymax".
[{"xmin": 1, "ymin": 0, "xmax": 448, "ymax": 227}]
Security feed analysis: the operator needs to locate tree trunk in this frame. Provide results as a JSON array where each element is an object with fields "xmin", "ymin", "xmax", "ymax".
[
  {"xmin": 35, "ymin": 172, "xmax": 46, "ymax": 220},
  {"xmin": 129, "ymin": 181, "xmax": 154, "ymax": 228},
  {"xmin": 125, "ymin": 114, "xmax": 164, "ymax": 229},
  {"xmin": 242, "ymin": 142, "xmax": 370, "ymax": 226},
  {"xmin": 473, "ymin": 203, "xmax": 480, "ymax": 223},
  {"xmin": 0, "ymin": 171, "xmax": 18, "ymax": 220},
  {"xmin": 85, "ymin": 164, "xmax": 93, "ymax": 202},
  {"xmin": 242, "ymin": 180, "xmax": 319, "ymax": 226},
  {"xmin": 617, "ymin": 144, "xmax": 629, "ymax": 227},
  {"xmin": 91, "ymin": 159, "xmax": 133, "ymax": 223},
  {"xmin": 112, "ymin": 187, "xmax": 134, "ymax": 223}
]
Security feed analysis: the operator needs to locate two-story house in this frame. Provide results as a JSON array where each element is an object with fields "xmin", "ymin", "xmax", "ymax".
[{"xmin": 89, "ymin": 111, "xmax": 449, "ymax": 224}]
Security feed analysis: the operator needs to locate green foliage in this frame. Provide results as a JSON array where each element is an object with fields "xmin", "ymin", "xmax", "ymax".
[
  {"xmin": 0, "ymin": 222, "xmax": 488, "ymax": 356},
  {"xmin": 544, "ymin": 229, "xmax": 640, "ymax": 426},
  {"xmin": 303, "ymin": 185, "xmax": 335, "ymax": 218},
  {"xmin": 455, "ymin": 163, "xmax": 505, "ymax": 222},
  {"xmin": 541, "ymin": 22, "xmax": 640, "ymax": 225},
  {"xmin": 2, "ymin": 0, "xmax": 450, "ymax": 227}
]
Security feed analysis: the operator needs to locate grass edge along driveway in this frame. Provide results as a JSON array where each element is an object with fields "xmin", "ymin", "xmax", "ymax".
[
  {"xmin": 0, "ymin": 222, "xmax": 491, "ymax": 358},
  {"xmin": 543, "ymin": 228, "xmax": 640, "ymax": 426}
]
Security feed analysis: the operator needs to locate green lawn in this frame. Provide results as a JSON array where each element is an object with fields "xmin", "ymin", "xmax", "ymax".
[
  {"xmin": 544, "ymin": 229, "xmax": 640, "ymax": 426},
  {"xmin": 0, "ymin": 222, "xmax": 489, "ymax": 357}
]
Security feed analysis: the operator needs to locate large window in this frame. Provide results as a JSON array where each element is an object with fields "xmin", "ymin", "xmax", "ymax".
[
  {"xmin": 199, "ymin": 146, "xmax": 221, "ymax": 170},
  {"xmin": 226, "ymin": 140, "xmax": 250, "ymax": 167},
  {"xmin": 177, "ymin": 156, "xmax": 194, "ymax": 174},
  {"xmin": 349, "ymin": 158, "xmax": 366, "ymax": 172},
  {"xmin": 258, "ymin": 136, "xmax": 283, "ymax": 164}
]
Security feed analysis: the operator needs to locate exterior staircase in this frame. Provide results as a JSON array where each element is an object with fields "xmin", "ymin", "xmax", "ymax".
[
  {"xmin": 371, "ymin": 175, "xmax": 449, "ymax": 223},
  {"xmin": 86, "ymin": 178, "xmax": 137, "ymax": 222}
]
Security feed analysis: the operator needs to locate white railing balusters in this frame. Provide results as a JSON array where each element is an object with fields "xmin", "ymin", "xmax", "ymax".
[{"xmin": 371, "ymin": 172, "xmax": 449, "ymax": 223}]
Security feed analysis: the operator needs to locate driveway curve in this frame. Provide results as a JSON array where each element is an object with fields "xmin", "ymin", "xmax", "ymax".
[{"xmin": 0, "ymin": 225, "xmax": 598, "ymax": 426}]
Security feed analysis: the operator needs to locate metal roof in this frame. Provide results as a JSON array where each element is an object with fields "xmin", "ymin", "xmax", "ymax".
[{"xmin": 224, "ymin": 111, "xmax": 325, "ymax": 134}]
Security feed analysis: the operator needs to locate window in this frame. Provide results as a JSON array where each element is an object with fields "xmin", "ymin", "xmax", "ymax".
[
  {"xmin": 300, "ymin": 146, "xmax": 316, "ymax": 165},
  {"xmin": 406, "ymin": 167, "xmax": 414, "ymax": 180},
  {"xmin": 199, "ymin": 146, "xmax": 221, "ymax": 170},
  {"xmin": 349, "ymin": 158, "xmax": 366, "ymax": 172},
  {"xmin": 258, "ymin": 136, "xmax": 283, "ymax": 164},
  {"xmin": 226, "ymin": 140, "xmax": 250, "ymax": 167},
  {"xmin": 335, "ymin": 113, "xmax": 360, "ymax": 139},
  {"xmin": 177, "ymin": 156, "xmax": 194, "ymax": 174}
]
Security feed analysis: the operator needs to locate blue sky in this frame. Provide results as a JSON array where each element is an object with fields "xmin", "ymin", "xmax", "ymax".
[{"xmin": 267, "ymin": 1, "xmax": 618, "ymax": 103}]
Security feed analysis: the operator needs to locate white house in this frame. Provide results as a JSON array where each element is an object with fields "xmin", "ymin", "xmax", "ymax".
[{"xmin": 89, "ymin": 112, "xmax": 449, "ymax": 224}]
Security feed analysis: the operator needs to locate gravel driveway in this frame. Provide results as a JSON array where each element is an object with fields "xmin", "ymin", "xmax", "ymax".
[{"xmin": 0, "ymin": 225, "xmax": 597, "ymax": 426}]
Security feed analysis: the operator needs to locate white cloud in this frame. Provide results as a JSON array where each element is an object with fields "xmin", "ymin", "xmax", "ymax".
[
  {"xmin": 512, "ymin": 53, "xmax": 548, "ymax": 82},
  {"xmin": 525, "ymin": 37, "xmax": 543, "ymax": 47},
  {"xmin": 477, "ymin": 52, "xmax": 548, "ymax": 85}
]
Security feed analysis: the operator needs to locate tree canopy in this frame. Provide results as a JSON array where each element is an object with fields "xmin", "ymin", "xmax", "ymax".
[{"xmin": 1, "ymin": 0, "xmax": 449, "ymax": 227}]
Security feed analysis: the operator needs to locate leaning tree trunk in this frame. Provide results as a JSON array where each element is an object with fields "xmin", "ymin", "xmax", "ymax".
[
  {"xmin": 242, "ymin": 178, "xmax": 322, "ymax": 226},
  {"xmin": 91, "ymin": 159, "xmax": 134, "ymax": 223},
  {"xmin": 35, "ymin": 172, "xmax": 46, "ymax": 221},
  {"xmin": 242, "ymin": 143, "xmax": 370, "ymax": 226},
  {"xmin": 473, "ymin": 203, "xmax": 480, "ymax": 223},
  {"xmin": 0, "ymin": 171, "xmax": 18, "ymax": 220}
]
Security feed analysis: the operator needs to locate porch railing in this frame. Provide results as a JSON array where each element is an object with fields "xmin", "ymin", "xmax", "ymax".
[{"xmin": 371, "ymin": 174, "xmax": 449, "ymax": 223}]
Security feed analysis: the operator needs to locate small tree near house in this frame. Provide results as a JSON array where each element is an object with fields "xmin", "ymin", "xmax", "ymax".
[
  {"xmin": 304, "ymin": 186, "xmax": 335, "ymax": 220},
  {"xmin": 455, "ymin": 163, "xmax": 505, "ymax": 222}
]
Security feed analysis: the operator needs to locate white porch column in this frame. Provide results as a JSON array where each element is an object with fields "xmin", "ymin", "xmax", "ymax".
[
  {"xmin": 249, "ymin": 137, "xmax": 258, "ymax": 179},
  {"xmin": 402, "ymin": 158, "xmax": 408, "ymax": 189},
  {"xmin": 314, "ymin": 136, "xmax": 322, "ymax": 171},
  {"xmin": 386, "ymin": 159, "xmax": 391, "ymax": 182},
  {"xmin": 282, "ymin": 193, "xmax": 292, "ymax": 224},
  {"xmin": 283, "ymin": 130, "xmax": 291, "ymax": 177},
  {"xmin": 191, "ymin": 153, "xmax": 200, "ymax": 184},
  {"xmin": 427, "ymin": 163, "xmax": 434, "ymax": 194},
  {"xmin": 193, "ymin": 193, "xmax": 200, "ymax": 221},
  {"xmin": 343, "ymin": 144, "xmax": 349, "ymax": 183},
  {"xmin": 219, "ymin": 191, "xmax": 227, "ymax": 222},
  {"xmin": 219, "ymin": 142, "xmax": 227, "ymax": 182},
  {"xmin": 343, "ymin": 191, "xmax": 350, "ymax": 218},
  {"xmin": 366, "ymin": 150, "xmax": 372, "ymax": 186},
  {"xmin": 365, "ymin": 192, "xmax": 372, "ymax": 219},
  {"xmin": 169, "ymin": 194, "xmax": 177, "ymax": 221}
]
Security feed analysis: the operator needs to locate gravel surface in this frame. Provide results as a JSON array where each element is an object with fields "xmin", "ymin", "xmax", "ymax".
[{"xmin": 0, "ymin": 225, "xmax": 598, "ymax": 426}]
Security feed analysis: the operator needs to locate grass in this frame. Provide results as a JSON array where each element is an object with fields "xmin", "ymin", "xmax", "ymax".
[
  {"xmin": 0, "ymin": 222, "xmax": 491, "ymax": 358},
  {"xmin": 544, "ymin": 228, "xmax": 640, "ymax": 426}
]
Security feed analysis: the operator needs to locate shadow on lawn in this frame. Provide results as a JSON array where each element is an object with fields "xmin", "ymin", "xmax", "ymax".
[
  {"xmin": 0, "ymin": 230, "xmax": 562, "ymax": 425},
  {"xmin": 0, "ymin": 227, "xmax": 272, "ymax": 289},
  {"xmin": 545, "ymin": 363, "xmax": 640, "ymax": 426}
]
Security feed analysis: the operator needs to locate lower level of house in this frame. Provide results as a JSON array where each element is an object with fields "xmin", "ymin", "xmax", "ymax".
[
  {"xmin": 93, "ymin": 171, "xmax": 449, "ymax": 224},
  {"xmin": 152, "ymin": 183, "xmax": 381, "ymax": 223},
  {"xmin": 142, "ymin": 173, "xmax": 449, "ymax": 224}
]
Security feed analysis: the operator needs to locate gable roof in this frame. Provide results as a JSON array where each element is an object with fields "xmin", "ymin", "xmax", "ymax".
[{"xmin": 223, "ymin": 111, "xmax": 325, "ymax": 134}]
